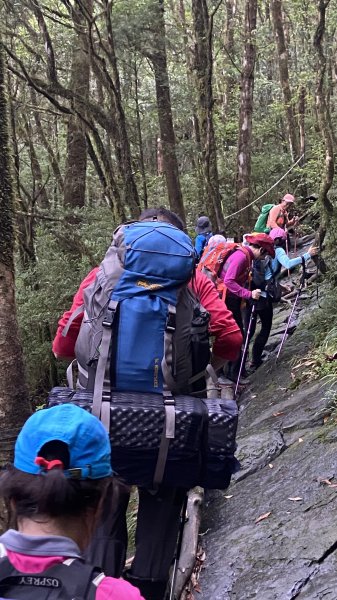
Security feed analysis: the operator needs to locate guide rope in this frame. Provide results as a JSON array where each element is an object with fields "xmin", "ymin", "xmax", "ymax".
[{"xmin": 223, "ymin": 153, "xmax": 305, "ymax": 220}]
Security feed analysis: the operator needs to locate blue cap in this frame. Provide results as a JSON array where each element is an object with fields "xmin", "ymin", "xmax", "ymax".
[{"xmin": 14, "ymin": 404, "xmax": 112, "ymax": 480}]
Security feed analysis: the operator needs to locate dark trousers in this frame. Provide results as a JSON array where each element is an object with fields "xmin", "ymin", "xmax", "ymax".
[
  {"xmin": 244, "ymin": 298, "xmax": 273, "ymax": 365},
  {"xmin": 225, "ymin": 295, "xmax": 244, "ymax": 379},
  {"xmin": 86, "ymin": 481, "xmax": 186, "ymax": 592}
]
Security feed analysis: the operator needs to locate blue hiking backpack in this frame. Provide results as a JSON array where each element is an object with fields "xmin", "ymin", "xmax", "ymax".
[
  {"xmin": 72, "ymin": 221, "xmax": 209, "ymax": 402},
  {"xmin": 58, "ymin": 221, "xmax": 239, "ymax": 490}
]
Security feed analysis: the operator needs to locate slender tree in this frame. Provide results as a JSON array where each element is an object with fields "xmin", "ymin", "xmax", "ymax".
[
  {"xmin": 0, "ymin": 40, "xmax": 31, "ymax": 466},
  {"xmin": 313, "ymin": 0, "xmax": 334, "ymax": 243},
  {"xmin": 192, "ymin": 0, "xmax": 225, "ymax": 231},
  {"xmin": 235, "ymin": 0, "xmax": 258, "ymax": 229},
  {"xmin": 149, "ymin": 0, "xmax": 186, "ymax": 224},
  {"xmin": 63, "ymin": 0, "xmax": 93, "ymax": 208},
  {"xmin": 271, "ymin": 0, "xmax": 300, "ymax": 161}
]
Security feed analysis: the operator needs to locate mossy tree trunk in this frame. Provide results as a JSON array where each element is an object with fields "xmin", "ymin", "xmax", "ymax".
[
  {"xmin": 313, "ymin": 0, "xmax": 334, "ymax": 248},
  {"xmin": 0, "ymin": 40, "xmax": 31, "ymax": 466}
]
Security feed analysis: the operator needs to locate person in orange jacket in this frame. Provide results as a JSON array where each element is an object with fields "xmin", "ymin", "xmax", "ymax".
[{"xmin": 267, "ymin": 193, "xmax": 299, "ymax": 231}]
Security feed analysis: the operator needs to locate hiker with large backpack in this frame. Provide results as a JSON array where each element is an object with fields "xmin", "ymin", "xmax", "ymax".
[
  {"xmin": 52, "ymin": 207, "xmax": 242, "ymax": 600},
  {"xmin": 194, "ymin": 215, "xmax": 213, "ymax": 262},
  {"xmin": 0, "ymin": 404, "xmax": 144, "ymax": 600},
  {"xmin": 254, "ymin": 193, "xmax": 298, "ymax": 234},
  {"xmin": 267, "ymin": 193, "xmax": 298, "ymax": 231},
  {"xmin": 198, "ymin": 233, "xmax": 275, "ymax": 382}
]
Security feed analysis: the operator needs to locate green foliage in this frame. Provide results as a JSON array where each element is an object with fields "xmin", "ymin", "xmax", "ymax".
[
  {"xmin": 16, "ymin": 205, "xmax": 115, "ymax": 399},
  {"xmin": 291, "ymin": 288, "xmax": 337, "ymax": 388}
]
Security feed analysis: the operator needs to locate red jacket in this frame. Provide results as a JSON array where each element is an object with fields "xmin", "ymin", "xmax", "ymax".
[{"xmin": 52, "ymin": 269, "xmax": 242, "ymax": 362}]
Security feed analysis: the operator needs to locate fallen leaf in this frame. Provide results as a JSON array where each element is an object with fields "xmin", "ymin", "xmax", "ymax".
[
  {"xmin": 273, "ymin": 411, "xmax": 285, "ymax": 417},
  {"xmin": 298, "ymin": 438, "xmax": 303, "ymax": 443},
  {"xmin": 288, "ymin": 497, "xmax": 303, "ymax": 501},
  {"xmin": 224, "ymin": 495, "xmax": 233, "ymax": 499},
  {"xmin": 251, "ymin": 395, "xmax": 257, "ymax": 398},
  {"xmin": 323, "ymin": 416, "xmax": 329, "ymax": 424},
  {"xmin": 268, "ymin": 463, "xmax": 274, "ymax": 468},
  {"xmin": 255, "ymin": 511, "xmax": 271, "ymax": 524},
  {"xmin": 320, "ymin": 478, "xmax": 333, "ymax": 486}
]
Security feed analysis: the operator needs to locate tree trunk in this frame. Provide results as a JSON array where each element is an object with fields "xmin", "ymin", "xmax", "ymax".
[
  {"xmin": 271, "ymin": 0, "xmax": 300, "ymax": 161},
  {"xmin": 192, "ymin": 0, "xmax": 225, "ymax": 232},
  {"xmin": 223, "ymin": 0, "xmax": 237, "ymax": 119},
  {"xmin": 0, "ymin": 41, "xmax": 31, "ymax": 466},
  {"xmin": 150, "ymin": 0, "xmax": 186, "ymax": 224},
  {"xmin": 102, "ymin": 0, "xmax": 140, "ymax": 219},
  {"xmin": 7, "ymin": 79, "xmax": 36, "ymax": 267},
  {"xmin": 313, "ymin": 0, "xmax": 334, "ymax": 241},
  {"xmin": 30, "ymin": 87, "xmax": 64, "ymax": 196},
  {"xmin": 235, "ymin": 0, "xmax": 257, "ymax": 230},
  {"xmin": 63, "ymin": 0, "xmax": 93, "ymax": 208},
  {"xmin": 134, "ymin": 60, "xmax": 148, "ymax": 209}
]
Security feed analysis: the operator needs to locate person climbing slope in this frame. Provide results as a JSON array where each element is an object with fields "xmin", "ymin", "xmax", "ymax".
[
  {"xmin": 267, "ymin": 227, "xmax": 318, "ymax": 275},
  {"xmin": 244, "ymin": 228, "xmax": 318, "ymax": 372},
  {"xmin": 52, "ymin": 206, "xmax": 242, "ymax": 600},
  {"xmin": 194, "ymin": 216, "xmax": 213, "ymax": 262},
  {"xmin": 267, "ymin": 193, "xmax": 298, "ymax": 231},
  {"xmin": 219, "ymin": 233, "xmax": 275, "ymax": 382}
]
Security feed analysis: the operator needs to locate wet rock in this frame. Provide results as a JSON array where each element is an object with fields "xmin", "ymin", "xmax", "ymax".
[
  {"xmin": 234, "ymin": 429, "xmax": 285, "ymax": 481},
  {"xmin": 199, "ymin": 428, "xmax": 337, "ymax": 600},
  {"xmin": 198, "ymin": 283, "xmax": 337, "ymax": 600}
]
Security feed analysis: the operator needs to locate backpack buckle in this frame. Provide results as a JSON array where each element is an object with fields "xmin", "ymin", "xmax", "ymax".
[
  {"xmin": 166, "ymin": 312, "xmax": 176, "ymax": 332},
  {"xmin": 102, "ymin": 306, "xmax": 116, "ymax": 328}
]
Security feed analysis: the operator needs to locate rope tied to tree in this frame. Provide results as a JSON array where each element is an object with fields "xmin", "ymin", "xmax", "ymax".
[{"xmin": 223, "ymin": 154, "xmax": 305, "ymax": 220}]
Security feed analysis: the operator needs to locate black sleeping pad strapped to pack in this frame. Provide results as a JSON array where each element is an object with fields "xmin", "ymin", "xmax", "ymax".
[{"xmin": 47, "ymin": 388, "xmax": 240, "ymax": 490}]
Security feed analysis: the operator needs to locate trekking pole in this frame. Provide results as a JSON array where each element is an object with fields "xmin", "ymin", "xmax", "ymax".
[
  {"xmin": 294, "ymin": 227, "xmax": 297, "ymax": 257},
  {"xmin": 276, "ymin": 258, "xmax": 306, "ymax": 361},
  {"xmin": 285, "ymin": 226, "xmax": 290, "ymax": 277},
  {"xmin": 234, "ymin": 303, "xmax": 257, "ymax": 399},
  {"xmin": 168, "ymin": 494, "xmax": 189, "ymax": 600}
]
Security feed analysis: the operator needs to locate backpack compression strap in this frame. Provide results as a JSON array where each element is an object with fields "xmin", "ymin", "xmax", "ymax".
[
  {"xmin": 154, "ymin": 304, "xmax": 177, "ymax": 487},
  {"xmin": 92, "ymin": 299, "xmax": 119, "ymax": 431}
]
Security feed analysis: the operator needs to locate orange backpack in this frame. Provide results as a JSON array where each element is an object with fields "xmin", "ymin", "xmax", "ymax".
[{"xmin": 197, "ymin": 241, "xmax": 252, "ymax": 298}]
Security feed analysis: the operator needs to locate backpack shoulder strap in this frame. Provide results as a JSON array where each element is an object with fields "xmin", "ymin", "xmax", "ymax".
[
  {"xmin": 237, "ymin": 244, "xmax": 252, "ymax": 266},
  {"xmin": 68, "ymin": 559, "xmax": 104, "ymax": 600},
  {"xmin": 0, "ymin": 556, "xmax": 103, "ymax": 600}
]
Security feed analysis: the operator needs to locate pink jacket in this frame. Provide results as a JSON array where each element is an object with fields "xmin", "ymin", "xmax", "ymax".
[{"xmin": 220, "ymin": 247, "xmax": 253, "ymax": 300}]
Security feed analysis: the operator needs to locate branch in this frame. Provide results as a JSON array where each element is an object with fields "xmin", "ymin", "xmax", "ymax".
[
  {"xmin": 4, "ymin": 44, "xmax": 72, "ymax": 115},
  {"xmin": 15, "ymin": 210, "xmax": 63, "ymax": 221},
  {"xmin": 28, "ymin": 0, "xmax": 58, "ymax": 83}
]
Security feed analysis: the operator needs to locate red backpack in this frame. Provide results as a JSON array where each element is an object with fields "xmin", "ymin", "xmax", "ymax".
[{"xmin": 197, "ymin": 241, "xmax": 251, "ymax": 298}]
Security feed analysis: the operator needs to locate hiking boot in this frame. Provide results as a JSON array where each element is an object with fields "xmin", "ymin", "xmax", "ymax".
[{"xmin": 246, "ymin": 360, "xmax": 263, "ymax": 375}]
